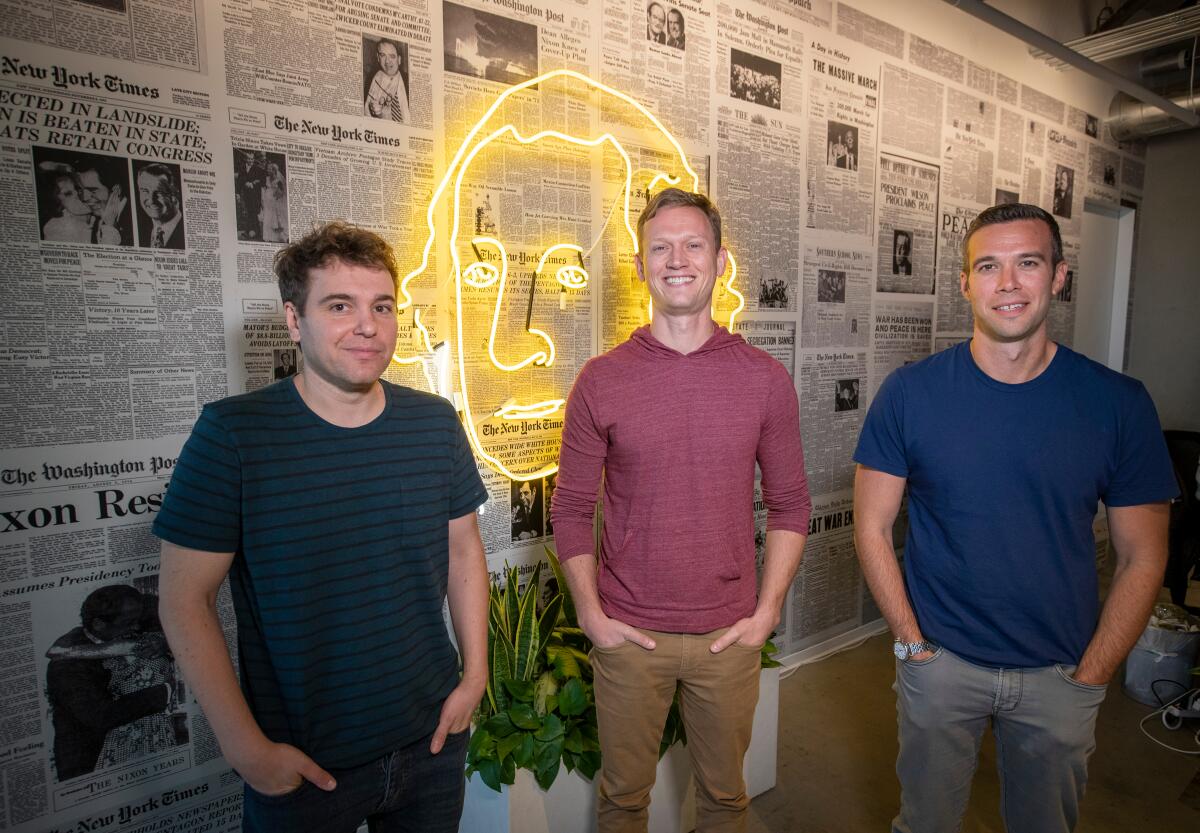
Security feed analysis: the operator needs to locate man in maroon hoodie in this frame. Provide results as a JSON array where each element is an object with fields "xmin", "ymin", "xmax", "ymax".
[{"xmin": 551, "ymin": 188, "xmax": 812, "ymax": 833}]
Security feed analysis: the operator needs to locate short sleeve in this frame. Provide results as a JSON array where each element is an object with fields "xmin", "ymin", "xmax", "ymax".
[
  {"xmin": 853, "ymin": 369, "xmax": 910, "ymax": 478},
  {"xmin": 448, "ymin": 414, "xmax": 488, "ymax": 518},
  {"xmin": 152, "ymin": 407, "xmax": 243, "ymax": 553},
  {"xmin": 1103, "ymin": 384, "xmax": 1178, "ymax": 507}
]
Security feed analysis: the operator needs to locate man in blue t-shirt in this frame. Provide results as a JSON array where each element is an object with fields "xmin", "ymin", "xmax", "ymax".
[
  {"xmin": 854, "ymin": 203, "xmax": 1176, "ymax": 833},
  {"xmin": 154, "ymin": 221, "xmax": 489, "ymax": 833}
]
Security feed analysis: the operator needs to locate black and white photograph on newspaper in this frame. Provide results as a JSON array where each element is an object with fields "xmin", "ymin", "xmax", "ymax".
[
  {"xmin": 443, "ymin": 1, "xmax": 538, "ymax": 86},
  {"xmin": 273, "ymin": 347, "xmax": 298, "ymax": 380},
  {"xmin": 543, "ymin": 472, "xmax": 556, "ymax": 536},
  {"xmin": 32, "ymin": 146, "xmax": 134, "ymax": 247},
  {"xmin": 363, "ymin": 35, "xmax": 412, "ymax": 123},
  {"xmin": 834, "ymin": 378, "xmax": 860, "ymax": 412},
  {"xmin": 665, "ymin": 6, "xmax": 685, "ymax": 50},
  {"xmin": 1052, "ymin": 164, "xmax": 1074, "ymax": 219},
  {"xmin": 233, "ymin": 148, "xmax": 289, "ymax": 244},
  {"xmin": 647, "ymin": 3, "xmax": 686, "ymax": 50},
  {"xmin": 892, "ymin": 229, "xmax": 913, "ymax": 276},
  {"xmin": 730, "ymin": 48, "xmax": 781, "ymax": 109},
  {"xmin": 45, "ymin": 578, "xmax": 187, "ymax": 783},
  {"xmin": 131, "ymin": 160, "xmax": 186, "ymax": 249},
  {"xmin": 995, "ymin": 188, "xmax": 1019, "ymax": 205},
  {"xmin": 817, "ymin": 269, "xmax": 846, "ymax": 304},
  {"xmin": 759, "ymin": 276, "xmax": 790, "ymax": 309},
  {"xmin": 511, "ymin": 478, "xmax": 544, "ymax": 542},
  {"xmin": 827, "ymin": 121, "xmax": 859, "ymax": 171}
]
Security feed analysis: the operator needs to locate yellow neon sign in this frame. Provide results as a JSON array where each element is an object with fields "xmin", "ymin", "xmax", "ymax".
[{"xmin": 395, "ymin": 69, "xmax": 742, "ymax": 481}]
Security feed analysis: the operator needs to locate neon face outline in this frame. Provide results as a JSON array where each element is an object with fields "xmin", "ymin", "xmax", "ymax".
[{"xmin": 396, "ymin": 69, "xmax": 743, "ymax": 481}]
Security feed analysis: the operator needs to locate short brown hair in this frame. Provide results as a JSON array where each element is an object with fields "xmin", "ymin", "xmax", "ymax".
[
  {"xmin": 637, "ymin": 187, "xmax": 722, "ymax": 253},
  {"xmin": 274, "ymin": 221, "xmax": 399, "ymax": 313},
  {"xmin": 961, "ymin": 203, "xmax": 1063, "ymax": 274}
]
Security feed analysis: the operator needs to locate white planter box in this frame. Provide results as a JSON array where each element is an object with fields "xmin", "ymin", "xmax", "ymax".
[{"xmin": 460, "ymin": 667, "xmax": 779, "ymax": 833}]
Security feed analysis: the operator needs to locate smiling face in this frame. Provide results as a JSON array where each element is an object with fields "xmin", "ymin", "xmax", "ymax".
[
  {"xmin": 137, "ymin": 170, "xmax": 179, "ymax": 222},
  {"xmin": 377, "ymin": 41, "xmax": 400, "ymax": 76},
  {"xmin": 286, "ymin": 258, "xmax": 398, "ymax": 394},
  {"xmin": 960, "ymin": 218, "xmax": 1066, "ymax": 348},
  {"xmin": 77, "ymin": 169, "xmax": 110, "ymax": 217},
  {"xmin": 647, "ymin": 3, "xmax": 665, "ymax": 35},
  {"xmin": 668, "ymin": 9, "xmax": 683, "ymax": 39},
  {"xmin": 636, "ymin": 204, "xmax": 727, "ymax": 326}
]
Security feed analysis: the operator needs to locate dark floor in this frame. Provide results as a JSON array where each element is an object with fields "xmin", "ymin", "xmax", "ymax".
[{"xmin": 748, "ymin": 582, "xmax": 1200, "ymax": 832}]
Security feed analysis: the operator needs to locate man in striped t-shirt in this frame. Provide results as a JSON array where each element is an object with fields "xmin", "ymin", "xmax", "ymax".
[{"xmin": 154, "ymin": 221, "xmax": 489, "ymax": 832}]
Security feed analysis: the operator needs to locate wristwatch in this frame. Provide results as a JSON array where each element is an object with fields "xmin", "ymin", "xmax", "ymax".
[{"xmin": 893, "ymin": 639, "xmax": 936, "ymax": 661}]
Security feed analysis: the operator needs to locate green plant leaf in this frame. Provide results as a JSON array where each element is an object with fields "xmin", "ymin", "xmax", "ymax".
[
  {"xmin": 513, "ymin": 574, "xmax": 541, "ymax": 682},
  {"xmin": 659, "ymin": 691, "xmax": 687, "ymax": 759},
  {"xmin": 564, "ymin": 727, "xmax": 585, "ymax": 753},
  {"xmin": 535, "ymin": 762, "xmax": 560, "ymax": 790},
  {"xmin": 513, "ymin": 732, "xmax": 536, "ymax": 768},
  {"xmin": 580, "ymin": 725, "xmax": 601, "ymax": 752},
  {"xmin": 533, "ymin": 670, "xmax": 558, "ymax": 715},
  {"xmin": 492, "ymin": 631, "xmax": 515, "ymax": 712},
  {"xmin": 503, "ymin": 678, "xmax": 535, "ymax": 702},
  {"xmin": 534, "ymin": 736, "xmax": 564, "ymax": 789},
  {"xmin": 503, "ymin": 565, "xmax": 521, "ymax": 639},
  {"xmin": 477, "ymin": 757, "xmax": 502, "ymax": 792},
  {"xmin": 576, "ymin": 750, "xmax": 600, "ymax": 780},
  {"xmin": 467, "ymin": 727, "xmax": 493, "ymax": 760},
  {"xmin": 760, "ymin": 637, "xmax": 782, "ymax": 669},
  {"xmin": 535, "ymin": 712, "xmax": 564, "ymax": 741},
  {"xmin": 557, "ymin": 677, "xmax": 588, "ymax": 716},
  {"xmin": 496, "ymin": 731, "xmax": 523, "ymax": 763},
  {"xmin": 536, "ymin": 594, "xmax": 564, "ymax": 656},
  {"xmin": 508, "ymin": 702, "xmax": 541, "ymax": 730},
  {"xmin": 482, "ymin": 711, "xmax": 516, "ymax": 738},
  {"xmin": 489, "ymin": 595, "xmax": 508, "ymax": 640},
  {"xmin": 544, "ymin": 546, "xmax": 577, "ymax": 624},
  {"xmin": 545, "ymin": 642, "xmax": 578, "ymax": 678},
  {"xmin": 500, "ymin": 754, "xmax": 517, "ymax": 786}
]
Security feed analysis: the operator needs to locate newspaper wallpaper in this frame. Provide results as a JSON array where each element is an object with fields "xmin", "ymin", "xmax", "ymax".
[{"xmin": 0, "ymin": 1, "xmax": 1144, "ymax": 830}]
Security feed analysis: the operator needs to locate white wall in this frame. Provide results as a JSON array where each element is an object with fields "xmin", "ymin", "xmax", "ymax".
[{"xmin": 1126, "ymin": 129, "xmax": 1200, "ymax": 431}]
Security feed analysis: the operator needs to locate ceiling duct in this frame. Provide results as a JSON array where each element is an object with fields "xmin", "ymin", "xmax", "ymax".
[
  {"xmin": 944, "ymin": 0, "xmax": 1198, "ymax": 134},
  {"xmin": 1030, "ymin": 6, "xmax": 1200, "ymax": 67},
  {"xmin": 1109, "ymin": 89, "xmax": 1200, "ymax": 141}
]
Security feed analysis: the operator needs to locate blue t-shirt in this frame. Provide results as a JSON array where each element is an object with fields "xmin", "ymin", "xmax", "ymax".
[
  {"xmin": 854, "ymin": 342, "xmax": 1176, "ymax": 668},
  {"xmin": 153, "ymin": 379, "xmax": 488, "ymax": 768}
]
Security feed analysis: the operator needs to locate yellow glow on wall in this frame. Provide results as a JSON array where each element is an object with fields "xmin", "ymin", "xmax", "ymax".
[{"xmin": 395, "ymin": 69, "xmax": 741, "ymax": 482}]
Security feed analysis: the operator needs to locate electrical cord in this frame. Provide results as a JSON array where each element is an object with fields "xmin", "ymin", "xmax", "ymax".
[{"xmin": 1138, "ymin": 685, "xmax": 1200, "ymax": 755}]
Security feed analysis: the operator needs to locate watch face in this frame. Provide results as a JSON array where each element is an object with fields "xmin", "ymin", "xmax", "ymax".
[{"xmin": 893, "ymin": 642, "xmax": 907, "ymax": 660}]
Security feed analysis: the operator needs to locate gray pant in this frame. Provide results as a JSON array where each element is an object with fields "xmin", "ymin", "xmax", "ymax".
[{"xmin": 892, "ymin": 646, "xmax": 1107, "ymax": 833}]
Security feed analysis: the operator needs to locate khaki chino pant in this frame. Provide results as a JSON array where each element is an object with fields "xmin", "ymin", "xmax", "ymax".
[{"xmin": 591, "ymin": 628, "xmax": 762, "ymax": 833}]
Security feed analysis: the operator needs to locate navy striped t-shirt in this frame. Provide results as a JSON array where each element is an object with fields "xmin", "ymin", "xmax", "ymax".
[{"xmin": 153, "ymin": 379, "xmax": 488, "ymax": 769}]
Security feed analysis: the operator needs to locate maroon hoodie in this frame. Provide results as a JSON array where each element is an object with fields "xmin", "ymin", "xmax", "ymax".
[{"xmin": 552, "ymin": 324, "xmax": 812, "ymax": 632}]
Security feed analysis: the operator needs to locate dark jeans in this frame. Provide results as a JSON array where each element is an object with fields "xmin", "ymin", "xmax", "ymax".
[{"xmin": 242, "ymin": 730, "xmax": 469, "ymax": 833}]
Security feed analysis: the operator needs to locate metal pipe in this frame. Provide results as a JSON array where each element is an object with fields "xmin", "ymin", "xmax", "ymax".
[
  {"xmin": 944, "ymin": 0, "xmax": 1199, "ymax": 128},
  {"xmin": 1033, "ymin": 6, "xmax": 1200, "ymax": 66},
  {"xmin": 1108, "ymin": 90, "xmax": 1200, "ymax": 141}
]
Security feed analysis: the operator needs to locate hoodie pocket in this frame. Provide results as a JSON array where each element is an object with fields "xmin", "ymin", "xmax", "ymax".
[{"xmin": 603, "ymin": 521, "xmax": 747, "ymax": 610}]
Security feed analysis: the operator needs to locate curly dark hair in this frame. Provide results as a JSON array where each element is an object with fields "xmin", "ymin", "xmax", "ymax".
[{"xmin": 273, "ymin": 220, "xmax": 399, "ymax": 312}]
